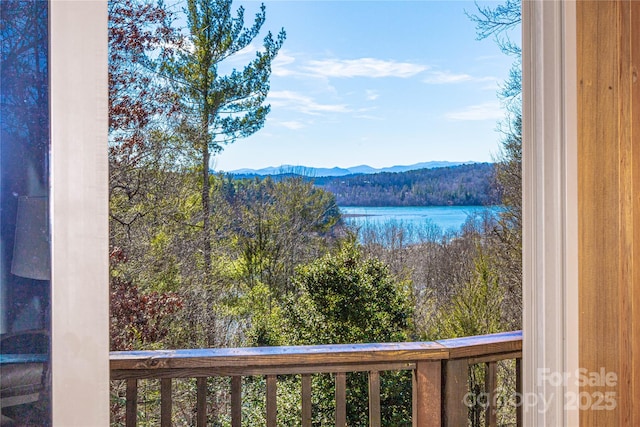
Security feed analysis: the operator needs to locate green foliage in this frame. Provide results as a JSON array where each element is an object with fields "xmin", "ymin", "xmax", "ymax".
[
  {"xmin": 110, "ymin": 166, "xmax": 343, "ymax": 350},
  {"xmin": 216, "ymin": 176, "xmax": 342, "ymax": 346},
  {"xmin": 232, "ymin": 177, "xmax": 341, "ymax": 295},
  {"xmin": 159, "ymin": 0, "xmax": 286, "ymax": 273},
  {"xmin": 225, "ymin": 279, "xmax": 285, "ymax": 346},
  {"xmin": 421, "ymin": 247, "xmax": 507, "ymax": 427},
  {"xmin": 236, "ymin": 376, "xmax": 302, "ymax": 426},
  {"xmin": 109, "ymin": 167, "xmax": 200, "ymax": 291},
  {"xmin": 285, "ymin": 240, "xmax": 411, "ymax": 345},
  {"xmin": 283, "ymin": 241, "xmax": 413, "ymax": 426},
  {"xmin": 169, "ymin": 0, "xmax": 285, "ymax": 148},
  {"xmin": 427, "ymin": 248, "xmax": 504, "ymax": 340}
]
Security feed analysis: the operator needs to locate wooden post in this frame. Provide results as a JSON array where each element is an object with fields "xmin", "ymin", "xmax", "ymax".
[
  {"xmin": 412, "ymin": 361, "xmax": 441, "ymax": 427},
  {"xmin": 442, "ymin": 359, "xmax": 468, "ymax": 427},
  {"xmin": 577, "ymin": 0, "xmax": 640, "ymax": 424}
]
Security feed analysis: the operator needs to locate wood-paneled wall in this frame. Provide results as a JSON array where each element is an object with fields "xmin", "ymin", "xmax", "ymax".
[{"xmin": 578, "ymin": 0, "xmax": 640, "ymax": 424}]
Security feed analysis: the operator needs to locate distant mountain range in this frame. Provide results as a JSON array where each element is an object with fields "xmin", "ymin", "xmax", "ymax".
[{"xmin": 226, "ymin": 161, "xmax": 477, "ymax": 177}]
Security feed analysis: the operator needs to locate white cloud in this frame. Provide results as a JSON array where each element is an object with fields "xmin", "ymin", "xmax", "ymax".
[
  {"xmin": 481, "ymin": 81, "xmax": 501, "ymax": 91},
  {"xmin": 272, "ymin": 49, "xmax": 297, "ymax": 77},
  {"xmin": 232, "ymin": 42, "xmax": 261, "ymax": 60},
  {"xmin": 423, "ymin": 71, "xmax": 498, "ymax": 85},
  {"xmin": 365, "ymin": 89, "xmax": 379, "ymax": 101},
  {"xmin": 354, "ymin": 114, "xmax": 384, "ymax": 121},
  {"xmin": 302, "ymin": 58, "xmax": 428, "ymax": 78},
  {"xmin": 444, "ymin": 102, "xmax": 504, "ymax": 121},
  {"xmin": 279, "ymin": 120, "xmax": 305, "ymax": 130},
  {"xmin": 424, "ymin": 71, "xmax": 473, "ymax": 84},
  {"xmin": 268, "ymin": 90, "xmax": 351, "ymax": 115}
]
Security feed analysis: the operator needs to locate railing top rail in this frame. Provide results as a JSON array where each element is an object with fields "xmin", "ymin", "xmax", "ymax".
[
  {"xmin": 436, "ymin": 330, "xmax": 522, "ymax": 359},
  {"xmin": 110, "ymin": 331, "xmax": 521, "ymax": 373},
  {"xmin": 110, "ymin": 342, "xmax": 449, "ymax": 372}
]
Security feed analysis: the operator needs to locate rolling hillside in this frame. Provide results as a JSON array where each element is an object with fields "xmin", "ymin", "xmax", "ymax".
[
  {"xmin": 317, "ymin": 163, "xmax": 499, "ymax": 206},
  {"xmin": 230, "ymin": 163, "xmax": 499, "ymax": 207}
]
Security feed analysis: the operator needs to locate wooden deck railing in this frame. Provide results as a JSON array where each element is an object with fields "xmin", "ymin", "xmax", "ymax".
[{"xmin": 110, "ymin": 330, "xmax": 522, "ymax": 427}]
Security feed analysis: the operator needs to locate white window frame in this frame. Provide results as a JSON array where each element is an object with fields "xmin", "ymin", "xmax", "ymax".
[
  {"xmin": 522, "ymin": 0, "xmax": 579, "ymax": 426},
  {"xmin": 46, "ymin": 0, "xmax": 578, "ymax": 425},
  {"xmin": 50, "ymin": 0, "xmax": 109, "ymax": 425}
]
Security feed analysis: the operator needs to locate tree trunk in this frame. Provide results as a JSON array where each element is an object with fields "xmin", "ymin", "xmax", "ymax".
[{"xmin": 201, "ymin": 109, "xmax": 211, "ymax": 273}]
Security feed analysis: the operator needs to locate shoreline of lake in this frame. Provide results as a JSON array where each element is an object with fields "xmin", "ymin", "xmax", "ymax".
[{"xmin": 340, "ymin": 205, "xmax": 500, "ymax": 236}]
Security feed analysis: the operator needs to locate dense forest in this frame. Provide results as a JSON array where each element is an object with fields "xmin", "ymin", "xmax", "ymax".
[
  {"xmin": 317, "ymin": 162, "xmax": 499, "ymax": 206},
  {"xmin": 107, "ymin": 0, "xmax": 522, "ymax": 425},
  {"xmin": 232, "ymin": 163, "xmax": 500, "ymax": 207}
]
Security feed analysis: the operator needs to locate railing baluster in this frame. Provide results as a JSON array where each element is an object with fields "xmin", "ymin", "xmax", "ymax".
[
  {"xmin": 160, "ymin": 378, "xmax": 172, "ymax": 427},
  {"xmin": 412, "ymin": 360, "xmax": 441, "ymax": 427},
  {"xmin": 231, "ymin": 376, "xmax": 242, "ymax": 427},
  {"xmin": 335, "ymin": 372, "xmax": 346, "ymax": 427},
  {"xmin": 196, "ymin": 377, "xmax": 207, "ymax": 427},
  {"xmin": 485, "ymin": 362, "xmax": 497, "ymax": 427},
  {"xmin": 368, "ymin": 371, "xmax": 381, "ymax": 427},
  {"xmin": 443, "ymin": 359, "xmax": 468, "ymax": 427},
  {"xmin": 302, "ymin": 374, "xmax": 312, "ymax": 427},
  {"xmin": 126, "ymin": 378, "xmax": 138, "ymax": 427},
  {"xmin": 266, "ymin": 375, "xmax": 277, "ymax": 427},
  {"xmin": 516, "ymin": 358, "xmax": 522, "ymax": 427}
]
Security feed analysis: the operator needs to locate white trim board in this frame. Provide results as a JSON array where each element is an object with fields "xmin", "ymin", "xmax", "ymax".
[
  {"xmin": 50, "ymin": 1, "xmax": 110, "ymax": 425},
  {"xmin": 522, "ymin": 0, "xmax": 579, "ymax": 425}
]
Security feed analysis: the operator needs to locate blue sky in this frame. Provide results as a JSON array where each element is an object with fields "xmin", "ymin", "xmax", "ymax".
[{"xmin": 192, "ymin": 1, "xmax": 519, "ymax": 171}]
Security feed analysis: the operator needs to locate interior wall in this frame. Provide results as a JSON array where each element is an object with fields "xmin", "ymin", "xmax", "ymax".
[{"xmin": 577, "ymin": 0, "xmax": 640, "ymax": 424}]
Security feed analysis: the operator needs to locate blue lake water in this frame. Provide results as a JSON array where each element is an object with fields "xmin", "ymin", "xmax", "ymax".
[{"xmin": 340, "ymin": 206, "xmax": 498, "ymax": 237}]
